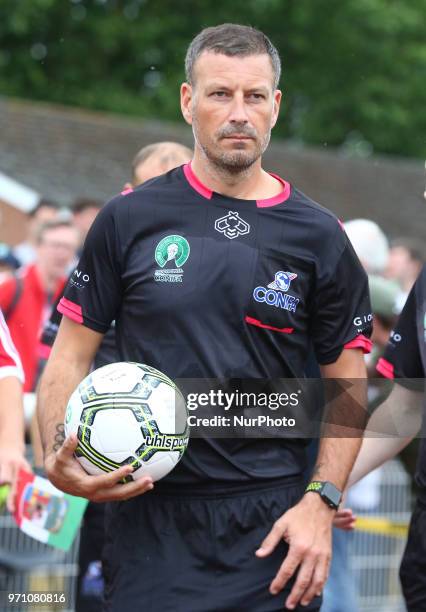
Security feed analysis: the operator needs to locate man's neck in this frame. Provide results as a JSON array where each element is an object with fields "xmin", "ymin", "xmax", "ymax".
[{"xmin": 191, "ymin": 152, "xmax": 283, "ymax": 201}]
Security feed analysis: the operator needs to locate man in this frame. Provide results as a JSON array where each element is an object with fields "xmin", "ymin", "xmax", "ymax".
[
  {"xmin": 34, "ymin": 141, "xmax": 192, "ymax": 612},
  {"xmin": 344, "ymin": 219, "xmax": 390, "ymax": 276},
  {"xmin": 0, "ymin": 219, "xmax": 79, "ymax": 391},
  {"xmin": 334, "ymin": 265, "xmax": 426, "ymax": 611},
  {"xmin": 38, "ymin": 24, "xmax": 371, "ymax": 611},
  {"xmin": 385, "ymin": 237, "xmax": 425, "ymax": 312},
  {"xmin": 13, "ymin": 199, "xmax": 61, "ymax": 267},
  {"xmin": 71, "ymin": 198, "xmax": 103, "ymax": 251},
  {"xmin": 0, "ymin": 308, "xmax": 29, "ymax": 512},
  {"xmin": 124, "ymin": 141, "xmax": 193, "ymax": 190}
]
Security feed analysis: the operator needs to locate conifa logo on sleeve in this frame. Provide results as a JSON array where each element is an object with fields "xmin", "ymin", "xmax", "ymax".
[
  {"xmin": 70, "ymin": 269, "xmax": 90, "ymax": 290},
  {"xmin": 154, "ymin": 235, "xmax": 190, "ymax": 283},
  {"xmin": 253, "ymin": 271, "xmax": 300, "ymax": 313}
]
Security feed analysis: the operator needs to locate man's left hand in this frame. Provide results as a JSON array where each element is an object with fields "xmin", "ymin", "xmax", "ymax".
[{"xmin": 256, "ymin": 493, "xmax": 334, "ymax": 610}]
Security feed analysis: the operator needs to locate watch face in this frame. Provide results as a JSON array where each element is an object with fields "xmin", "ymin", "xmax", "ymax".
[{"xmin": 322, "ymin": 482, "xmax": 341, "ymax": 507}]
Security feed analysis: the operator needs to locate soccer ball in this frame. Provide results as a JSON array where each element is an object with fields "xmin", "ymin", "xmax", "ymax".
[{"xmin": 64, "ymin": 362, "xmax": 189, "ymax": 482}]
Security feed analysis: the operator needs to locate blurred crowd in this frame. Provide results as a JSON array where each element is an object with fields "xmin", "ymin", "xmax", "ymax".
[{"xmin": 0, "ymin": 141, "xmax": 193, "ymax": 394}]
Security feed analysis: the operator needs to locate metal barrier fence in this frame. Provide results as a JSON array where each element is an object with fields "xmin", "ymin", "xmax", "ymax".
[
  {"xmin": 351, "ymin": 459, "xmax": 412, "ymax": 612},
  {"xmin": 0, "ymin": 507, "xmax": 79, "ymax": 612}
]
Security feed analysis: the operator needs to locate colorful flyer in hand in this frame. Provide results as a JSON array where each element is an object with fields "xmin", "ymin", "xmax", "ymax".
[{"xmin": 13, "ymin": 469, "xmax": 88, "ymax": 551}]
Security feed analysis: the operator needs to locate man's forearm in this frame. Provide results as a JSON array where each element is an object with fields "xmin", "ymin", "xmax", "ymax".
[
  {"xmin": 314, "ymin": 349, "xmax": 369, "ymax": 490},
  {"xmin": 37, "ymin": 357, "xmax": 89, "ymax": 458},
  {"xmin": 0, "ymin": 377, "xmax": 25, "ymax": 452},
  {"xmin": 347, "ymin": 384, "xmax": 422, "ymax": 488},
  {"xmin": 311, "ymin": 437, "xmax": 362, "ymax": 490}
]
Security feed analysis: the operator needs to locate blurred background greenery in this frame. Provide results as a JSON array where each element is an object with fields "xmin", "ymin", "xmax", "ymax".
[{"xmin": 0, "ymin": 0, "xmax": 425, "ymax": 158}]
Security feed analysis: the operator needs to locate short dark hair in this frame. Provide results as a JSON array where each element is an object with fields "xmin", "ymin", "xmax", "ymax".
[
  {"xmin": 72, "ymin": 197, "xmax": 102, "ymax": 215},
  {"xmin": 30, "ymin": 198, "xmax": 60, "ymax": 218},
  {"xmin": 185, "ymin": 24, "xmax": 281, "ymax": 88},
  {"xmin": 391, "ymin": 237, "xmax": 426, "ymax": 264},
  {"xmin": 35, "ymin": 219, "xmax": 77, "ymax": 244}
]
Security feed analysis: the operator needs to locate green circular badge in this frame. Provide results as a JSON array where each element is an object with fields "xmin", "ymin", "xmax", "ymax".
[{"xmin": 155, "ymin": 235, "xmax": 190, "ymax": 268}]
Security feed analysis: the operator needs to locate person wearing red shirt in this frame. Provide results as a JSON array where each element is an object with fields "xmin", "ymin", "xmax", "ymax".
[
  {"xmin": 0, "ymin": 219, "xmax": 79, "ymax": 391},
  {"xmin": 0, "ymin": 308, "xmax": 28, "ymax": 511}
]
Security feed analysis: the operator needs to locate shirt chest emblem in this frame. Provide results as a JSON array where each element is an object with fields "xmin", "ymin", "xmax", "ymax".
[{"xmin": 154, "ymin": 235, "xmax": 190, "ymax": 283}]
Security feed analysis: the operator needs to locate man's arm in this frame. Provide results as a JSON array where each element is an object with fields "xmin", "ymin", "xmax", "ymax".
[
  {"xmin": 0, "ymin": 376, "xmax": 30, "ymax": 511},
  {"xmin": 256, "ymin": 348, "xmax": 367, "ymax": 610},
  {"xmin": 38, "ymin": 316, "xmax": 154, "ymax": 502},
  {"xmin": 347, "ymin": 383, "xmax": 422, "ymax": 488},
  {"xmin": 333, "ymin": 383, "xmax": 422, "ymax": 530}
]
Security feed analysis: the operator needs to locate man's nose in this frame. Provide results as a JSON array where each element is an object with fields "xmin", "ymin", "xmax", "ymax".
[{"xmin": 228, "ymin": 94, "xmax": 249, "ymax": 124}]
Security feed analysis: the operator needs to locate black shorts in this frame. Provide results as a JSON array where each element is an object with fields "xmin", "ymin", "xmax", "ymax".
[
  {"xmin": 399, "ymin": 498, "xmax": 426, "ymax": 611},
  {"xmin": 102, "ymin": 479, "xmax": 321, "ymax": 612},
  {"xmin": 76, "ymin": 502, "xmax": 106, "ymax": 612}
]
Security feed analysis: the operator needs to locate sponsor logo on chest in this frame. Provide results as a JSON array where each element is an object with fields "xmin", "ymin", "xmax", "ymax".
[{"xmin": 253, "ymin": 271, "xmax": 300, "ymax": 313}]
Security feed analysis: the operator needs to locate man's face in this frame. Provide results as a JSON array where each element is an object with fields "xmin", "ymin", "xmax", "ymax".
[
  {"xmin": 73, "ymin": 207, "xmax": 100, "ymax": 243},
  {"xmin": 29, "ymin": 206, "xmax": 58, "ymax": 240},
  {"xmin": 37, "ymin": 226, "xmax": 79, "ymax": 280},
  {"xmin": 132, "ymin": 149, "xmax": 192, "ymax": 187},
  {"xmin": 181, "ymin": 52, "xmax": 281, "ymax": 173},
  {"xmin": 167, "ymin": 243, "xmax": 179, "ymax": 260}
]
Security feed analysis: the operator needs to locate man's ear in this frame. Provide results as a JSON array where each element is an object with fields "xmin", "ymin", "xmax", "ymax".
[
  {"xmin": 271, "ymin": 89, "xmax": 282, "ymax": 129},
  {"xmin": 180, "ymin": 82, "xmax": 193, "ymax": 125}
]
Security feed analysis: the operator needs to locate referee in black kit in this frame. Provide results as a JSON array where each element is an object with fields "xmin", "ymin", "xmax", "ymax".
[{"xmin": 38, "ymin": 24, "xmax": 372, "ymax": 611}]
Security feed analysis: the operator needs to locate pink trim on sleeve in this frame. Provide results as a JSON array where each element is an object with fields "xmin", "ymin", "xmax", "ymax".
[
  {"xmin": 376, "ymin": 357, "xmax": 395, "ymax": 379},
  {"xmin": 344, "ymin": 334, "xmax": 373, "ymax": 354},
  {"xmin": 58, "ymin": 297, "xmax": 83, "ymax": 324},
  {"xmin": 121, "ymin": 187, "xmax": 133, "ymax": 195}
]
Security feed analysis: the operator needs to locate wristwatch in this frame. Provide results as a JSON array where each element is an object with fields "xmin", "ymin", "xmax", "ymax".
[{"xmin": 304, "ymin": 481, "xmax": 342, "ymax": 510}]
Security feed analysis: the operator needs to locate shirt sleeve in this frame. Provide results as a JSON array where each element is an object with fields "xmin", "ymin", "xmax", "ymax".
[
  {"xmin": 311, "ymin": 227, "xmax": 373, "ymax": 365},
  {"xmin": 377, "ymin": 277, "xmax": 424, "ymax": 385},
  {"xmin": 0, "ymin": 309, "xmax": 24, "ymax": 383},
  {"xmin": 58, "ymin": 197, "xmax": 127, "ymax": 333}
]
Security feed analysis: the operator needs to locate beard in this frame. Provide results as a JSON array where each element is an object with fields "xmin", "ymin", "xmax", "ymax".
[{"xmin": 192, "ymin": 117, "xmax": 271, "ymax": 175}]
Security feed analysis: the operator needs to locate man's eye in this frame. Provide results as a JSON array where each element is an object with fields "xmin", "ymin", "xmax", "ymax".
[
  {"xmin": 249, "ymin": 93, "xmax": 265, "ymax": 100},
  {"xmin": 212, "ymin": 91, "xmax": 228, "ymax": 97}
]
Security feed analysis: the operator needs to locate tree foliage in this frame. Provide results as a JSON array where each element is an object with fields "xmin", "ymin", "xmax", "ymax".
[{"xmin": 0, "ymin": 0, "xmax": 424, "ymax": 157}]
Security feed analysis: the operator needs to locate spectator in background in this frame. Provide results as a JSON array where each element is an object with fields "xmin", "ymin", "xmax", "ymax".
[
  {"xmin": 322, "ymin": 219, "xmax": 391, "ymax": 612},
  {"xmin": 0, "ymin": 243, "xmax": 20, "ymax": 281},
  {"xmin": 124, "ymin": 141, "xmax": 193, "ymax": 189},
  {"xmin": 0, "ymin": 309, "xmax": 30, "ymax": 512},
  {"xmin": 72, "ymin": 198, "xmax": 103, "ymax": 252},
  {"xmin": 386, "ymin": 238, "xmax": 426, "ymax": 312},
  {"xmin": 13, "ymin": 199, "xmax": 61, "ymax": 267},
  {"xmin": 0, "ymin": 219, "xmax": 79, "ymax": 391},
  {"xmin": 366, "ymin": 275, "xmax": 400, "ymax": 377},
  {"xmin": 344, "ymin": 218, "xmax": 389, "ymax": 274}
]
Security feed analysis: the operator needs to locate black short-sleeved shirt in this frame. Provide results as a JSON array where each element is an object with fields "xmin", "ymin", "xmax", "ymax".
[
  {"xmin": 377, "ymin": 265, "xmax": 426, "ymax": 489},
  {"xmin": 59, "ymin": 163, "xmax": 372, "ymax": 487}
]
